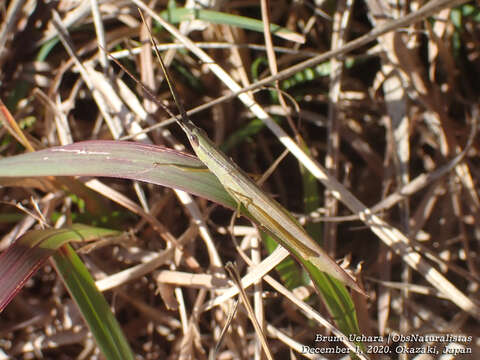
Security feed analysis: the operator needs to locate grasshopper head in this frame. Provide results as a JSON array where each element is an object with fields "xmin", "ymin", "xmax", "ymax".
[{"xmin": 178, "ymin": 119, "xmax": 206, "ymax": 149}]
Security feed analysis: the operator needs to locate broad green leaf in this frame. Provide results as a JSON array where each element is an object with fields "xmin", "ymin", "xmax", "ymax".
[{"xmin": 0, "ymin": 140, "xmax": 237, "ymax": 209}]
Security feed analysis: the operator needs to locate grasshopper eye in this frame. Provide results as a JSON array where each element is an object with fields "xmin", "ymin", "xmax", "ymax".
[{"xmin": 189, "ymin": 133, "xmax": 199, "ymax": 147}]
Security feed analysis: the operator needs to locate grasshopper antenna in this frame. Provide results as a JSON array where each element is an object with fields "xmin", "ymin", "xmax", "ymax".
[
  {"xmin": 100, "ymin": 42, "xmax": 181, "ymax": 126},
  {"xmin": 98, "ymin": 10, "xmax": 192, "ymax": 134},
  {"xmin": 138, "ymin": 10, "xmax": 194, "ymax": 130}
]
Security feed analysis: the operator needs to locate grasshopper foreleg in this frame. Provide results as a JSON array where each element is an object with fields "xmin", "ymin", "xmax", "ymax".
[{"xmin": 153, "ymin": 162, "xmax": 208, "ymax": 172}]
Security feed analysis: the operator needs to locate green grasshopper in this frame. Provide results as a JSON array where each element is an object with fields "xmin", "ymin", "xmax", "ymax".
[
  {"xmin": 169, "ymin": 97, "xmax": 362, "ymax": 294},
  {"xmin": 110, "ymin": 17, "xmax": 362, "ymax": 294}
]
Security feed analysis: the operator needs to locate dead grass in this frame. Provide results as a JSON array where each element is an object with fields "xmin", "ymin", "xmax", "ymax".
[{"xmin": 1, "ymin": 0, "xmax": 480, "ymax": 359}]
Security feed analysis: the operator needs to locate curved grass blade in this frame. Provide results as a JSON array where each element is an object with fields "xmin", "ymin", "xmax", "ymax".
[
  {"xmin": 0, "ymin": 140, "xmax": 237, "ymax": 209},
  {"xmin": 161, "ymin": 7, "xmax": 304, "ymax": 43},
  {"xmin": 0, "ymin": 224, "xmax": 119, "ymax": 312},
  {"xmin": 53, "ymin": 244, "xmax": 134, "ymax": 360},
  {"xmin": 0, "ymin": 224, "xmax": 133, "ymax": 359}
]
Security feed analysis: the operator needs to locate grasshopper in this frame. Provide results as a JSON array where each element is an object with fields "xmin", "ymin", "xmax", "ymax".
[
  {"xmin": 110, "ymin": 14, "xmax": 363, "ymax": 294},
  {"xmin": 171, "ymin": 105, "xmax": 362, "ymax": 293}
]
